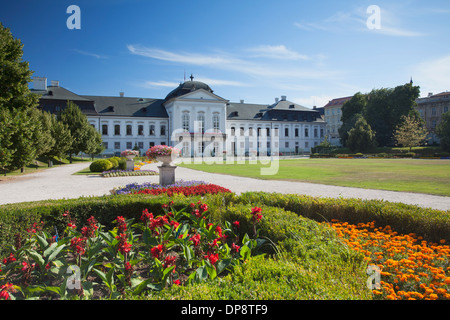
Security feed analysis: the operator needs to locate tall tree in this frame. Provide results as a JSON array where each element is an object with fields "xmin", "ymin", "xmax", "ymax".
[
  {"xmin": 35, "ymin": 110, "xmax": 55, "ymax": 159},
  {"xmin": 339, "ymin": 92, "xmax": 367, "ymax": 146},
  {"xmin": 346, "ymin": 115, "xmax": 377, "ymax": 153},
  {"xmin": 40, "ymin": 114, "xmax": 72, "ymax": 164},
  {"xmin": 393, "ymin": 114, "xmax": 428, "ymax": 152},
  {"xmin": 437, "ymin": 112, "xmax": 450, "ymax": 152},
  {"xmin": 81, "ymin": 125, "xmax": 104, "ymax": 160},
  {"xmin": 340, "ymin": 82, "xmax": 421, "ymax": 147},
  {"xmin": 365, "ymin": 87, "xmax": 393, "ymax": 147},
  {"xmin": 0, "ymin": 108, "xmax": 14, "ymax": 170},
  {"xmin": 0, "ymin": 23, "xmax": 42, "ymax": 171},
  {"xmin": 57, "ymin": 100, "xmax": 91, "ymax": 163}
]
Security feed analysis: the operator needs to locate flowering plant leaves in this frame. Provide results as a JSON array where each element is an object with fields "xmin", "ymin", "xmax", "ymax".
[{"xmin": 0, "ymin": 202, "xmax": 265, "ymax": 300}]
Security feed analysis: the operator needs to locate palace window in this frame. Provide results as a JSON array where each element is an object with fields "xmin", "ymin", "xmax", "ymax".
[
  {"xmin": 197, "ymin": 112, "xmax": 205, "ymax": 133},
  {"xmin": 102, "ymin": 124, "xmax": 108, "ymax": 135},
  {"xmin": 114, "ymin": 124, "xmax": 120, "ymax": 135},
  {"xmin": 160, "ymin": 125, "xmax": 166, "ymax": 136},
  {"xmin": 138, "ymin": 125, "xmax": 144, "ymax": 136},
  {"xmin": 182, "ymin": 113, "xmax": 190, "ymax": 132},
  {"xmin": 213, "ymin": 114, "xmax": 220, "ymax": 132},
  {"xmin": 149, "ymin": 124, "xmax": 155, "ymax": 136},
  {"xmin": 126, "ymin": 125, "xmax": 132, "ymax": 136}
]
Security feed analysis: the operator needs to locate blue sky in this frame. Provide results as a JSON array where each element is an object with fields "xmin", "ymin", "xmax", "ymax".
[{"xmin": 1, "ymin": 0, "xmax": 450, "ymax": 107}]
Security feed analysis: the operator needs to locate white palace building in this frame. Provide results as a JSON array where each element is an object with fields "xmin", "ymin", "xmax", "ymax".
[{"xmin": 33, "ymin": 76, "xmax": 326, "ymax": 157}]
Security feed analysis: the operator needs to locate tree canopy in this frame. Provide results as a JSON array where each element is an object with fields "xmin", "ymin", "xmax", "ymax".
[{"xmin": 339, "ymin": 82, "xmax": 421, "ymax": 147}]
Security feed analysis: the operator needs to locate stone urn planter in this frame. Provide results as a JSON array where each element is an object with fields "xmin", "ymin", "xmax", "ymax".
[
  {"xmin": 156, "ymin": 155, "xmax": 175, "ymax": 167},
  {"xmin": 146, "ymin": 145, "xmax": 181, "ymax": 185}
]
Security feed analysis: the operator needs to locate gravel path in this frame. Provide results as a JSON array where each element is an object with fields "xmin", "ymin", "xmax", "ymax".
[{"xmin": 0, "ymin": 162, "xmax": 449, "ymax": 211}]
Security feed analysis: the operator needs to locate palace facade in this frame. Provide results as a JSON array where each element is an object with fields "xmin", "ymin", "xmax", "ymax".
[{"xmin": 33, "ymin": 76, "xmax": 326, "ymax": 157}]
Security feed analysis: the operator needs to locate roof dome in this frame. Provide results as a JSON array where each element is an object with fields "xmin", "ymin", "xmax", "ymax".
[{"xmin": 165, "ymin": 75, "xmax": 213, "ymax": 101}]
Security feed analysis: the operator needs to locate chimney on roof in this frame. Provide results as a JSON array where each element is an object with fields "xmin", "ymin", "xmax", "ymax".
[
  {"xmin": 275, "ymin": 97, "xmax": 279, "ymax": 103},
  {"xmin": 281, "ymin": 95, "xmax": 287, "ymax": 101},
  {"xmin": 51, "ymin": 80, "xmax": 59, "ymax": 87},
  {"xmin": 120, "ymin": 92, "xmax": 124, "ymax": 97},
  {"xmin": 428, "ymin": 92, "xmax": 433, "ymax": 97},
  {"xmin": 33, "ymin": 77, "xmax": 47, "ymax": 91},
  {"xmin": 240, "ymin": 99, "xmax": 244, "ymax": 104}
]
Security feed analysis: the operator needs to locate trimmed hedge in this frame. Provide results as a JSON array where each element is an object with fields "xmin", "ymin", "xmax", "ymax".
[
  {"xmin": 236, "ymin": 192, "xmax": 450, "ymax": 244},
  {"xmin": 0, "ymin": 192, "xmax": 372, "ymax": 300},
  {"xmin": 1, "ymin": 191, "xmax": 449, "ymax": 300},
  {"xmin": 1, "ymin": 192, "xmax": 449, "ymax": 259},
  {"xmin": 89, "ymin": 159, "xmax": 113, "ymax": 172}
]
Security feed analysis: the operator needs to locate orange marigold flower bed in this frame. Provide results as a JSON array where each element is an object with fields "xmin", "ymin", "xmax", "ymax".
[{"xmin": 325, "ymin": 220, "xmax": 450, "ymax": 300}]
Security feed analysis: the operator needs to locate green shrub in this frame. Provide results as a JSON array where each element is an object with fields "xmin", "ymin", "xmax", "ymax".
[
  {"xmin": 237, "ymin": 192, "xmax": 450, "ymax": 243},
  {"xmin": 147, "ymin": 254, "xmax": 370, "ymax": 300},
  {"xmin": 118, "ymin": 159, "xmax": 127, "ymax": 170},
  {"xmin": 106, "ymin": 157, "xmax": 119, "ymax": 169},
  {"xmin": 89, "ymin": 159, "xmax": 113, "ymax": 172}
]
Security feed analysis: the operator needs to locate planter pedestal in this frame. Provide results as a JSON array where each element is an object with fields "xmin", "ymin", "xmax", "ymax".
[
  {"xmin": 126, "ymin": 160, "xmax": 134, "ymax": 171},
  {"xmin": 158, "ymin": 165, "xmax": 177, "ymax": 186}
]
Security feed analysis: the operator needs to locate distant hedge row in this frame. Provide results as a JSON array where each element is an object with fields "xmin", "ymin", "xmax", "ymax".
[{"xmin": 235, "ymin": 192, "xmax": 450, "ymax": 244}]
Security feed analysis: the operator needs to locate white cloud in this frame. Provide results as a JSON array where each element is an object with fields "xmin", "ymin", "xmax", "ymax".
[
  {"xmin": 72, "ymin": 49, "xmax": 108, "ymax": 59},
  {"xmin": 294, "ymin": 5, "xmax": 426, "ymax": 37},
  {"xmin": 246, "ymin": 45, "xmax": 309, "ymax": 60},
  {"xmin": 126, "ymin": 45, "xmax": 340, "ymax": 85},
  {"xmin": 127, "ymin": 45, "xmax": 240, "ymax": 66},
  {"xmin": 141, "ymin": 80, "xmax": 180, "ymax": 88},
  {"xmin": 413, "ymin": 54, "xmax": 450, "ymax": 95},
  {"xmin": 194, "ymin": 77, "xmax": 249, "ymax": 87},
  {"xmin": 371, "ymin": 26, "xmax": 425, "ymax": 37}
]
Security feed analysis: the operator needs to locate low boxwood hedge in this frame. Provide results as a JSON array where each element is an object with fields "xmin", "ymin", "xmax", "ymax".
[{"xmin": 236, "ymin": 192, "xmax": 450, "ymax": 244}]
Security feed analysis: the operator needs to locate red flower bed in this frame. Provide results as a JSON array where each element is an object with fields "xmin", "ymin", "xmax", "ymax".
[{"xmin": 133, "ymin": 184, "xmax": 232, "ymax": 197}]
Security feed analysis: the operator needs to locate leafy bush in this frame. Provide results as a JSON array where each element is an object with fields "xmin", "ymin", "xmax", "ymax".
[
  {"xmin": 118, "ymin": 159, "xmax": 127, "ymax": 170},
  {"xmin": 89, "ymin": 159, "xmax": 113, "ymax": 173},
  {"xmin": 106, "ymin": 157, "xmax": 120, "ymax": 169}
]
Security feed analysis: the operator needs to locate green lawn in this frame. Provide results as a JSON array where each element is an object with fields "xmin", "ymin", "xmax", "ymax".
[
  {"xmin": 0, "ymin": 156, "xmax": 91, "ymax": 178},
  {"xmin": 179, "ymin": 158, "xmax": 450, "ymax": 196}
]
